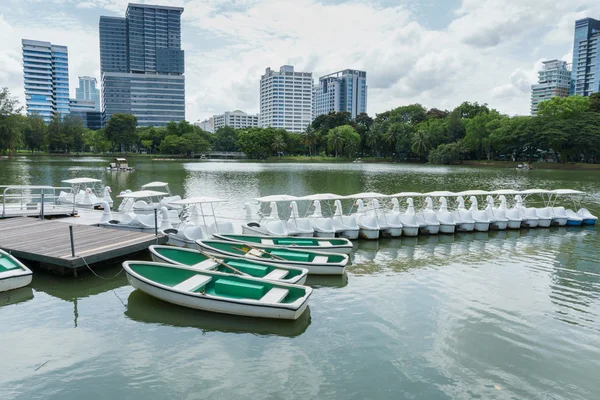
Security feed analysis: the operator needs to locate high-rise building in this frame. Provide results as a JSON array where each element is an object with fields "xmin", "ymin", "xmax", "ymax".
[
  {"xmin": 314, "ymin": 69, "xmax": 367, "ymax": 120},
  {"xmin": 22, "ymin": 39, "xmax": 70, "ymax": 122},
  {"xmin": 69, "ymin": 99, "xmax": 102, "ymax": 129},
  {"xmin": 571, "ymin": 18, "xmax": 600, "ymax": 96},
  {"xmin": 213, "ymin": 110, "xmax": 259, "ymax": 131},
  {"xmin": 531, "ymin": 60, "xmax": 571, "ymax": 115},
  {"xmin": 259, "ymin": 65, "xmax": 313, "ymax": 133},
  {"xmin": 99, "ymin": 3, "xmax": 186, "ymax": 127},
  {"xmin": 76, "ymin": 76, "xmax": 101, "ymax": 111}
]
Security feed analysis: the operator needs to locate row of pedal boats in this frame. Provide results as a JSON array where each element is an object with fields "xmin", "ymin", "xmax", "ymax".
[
  {"xmin": 242, "ymin": 189, "xmax": 597, "ymax": 240},
  {"xmin": 127, "ymin": 235, "xmax": 355, "ymax": 320}
]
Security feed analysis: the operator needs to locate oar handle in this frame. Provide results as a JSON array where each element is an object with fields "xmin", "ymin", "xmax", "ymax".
[
  {"xmin": 198, "ymin": 250, "xmax": 249, "ymax": 277},
  {"xmin": 232, "ymin": 244, "xmax": 287, "ymax": 261}
]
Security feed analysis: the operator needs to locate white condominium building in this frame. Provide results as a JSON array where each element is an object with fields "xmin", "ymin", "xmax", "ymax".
[
  {"xmin": 213, "ymin": 110, "xmax": 259, "ymax": 131},
  {"xmin": 194, "ymin": 118, "xmax": 214, "ymax": 133},
  {"xmin": 259, "ymin": 65, "xmax": 313, "ymax": 133},
  {"xmin": 530, "ymin": 60, "xmax": 571, "ymax": 115}
]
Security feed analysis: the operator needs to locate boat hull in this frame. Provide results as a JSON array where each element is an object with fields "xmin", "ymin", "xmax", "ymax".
[
  {"xmin": 566, "ymin": 219, "xmax": 583, "ymax": 226},
  {"xmin": 401, "ymin": 226, "xmax": 419, "ymax": 237},
  {"xmin": 507, "ymin": 220, "xmax": 522, "ymax": 229},
  {"xmin": 551, "ymin": 218, "xmax": 567, "ymax": 227},
  {"xmin": 489, "ymin": 221, "xmax": 508, "ymax": 230},
  {"xmin": 473, "ymin": 222, "xmax": 490, "ymax": 232},
  {"xmin": 0, "ymin": 272, "xmax": 33, "ymax": 293},
  {"xmin": 537, "ymin": 218, "xmax": 552, "ymax": 228},
  {"xmin": 381, "ymin": 227, "xmax": 402, "ymax": 238},
  {"xmin": 419, "ymin": 225, "xmax": 440, "ymax": 235},
  {"xmin": 242, "ymin": 225, "xmax": 265, "ymax": 235},
  {"xmin": 313, "ymin": 230, "xmax": 335, "ymax": 238},
  {"xmin": 456, "ymin": 223, "xmax": 475, "ymax": 232},
  {"xmin": 126, "ymin": 274, "xmax": 308, "ymax": 320},
  {"xmin": 337, "ymin": 229, "xmax": 359, "ymax": 240},
  {"xmin": 582, "ymin": 219, "xmax": 597, "ymax": 226},
  {"xmin": 439, "ymin": 224, "xmax": 456, "ymax": 234},
  {"xmin": 359, "ymin": 228, "xmax": 379, "ymax": 240},
  {"xmin": 522, "ymin": 219, "xmax": 539, "ymax": 228},
  {"xmin": 291, "ymin": 232, "xmax": 315, "ymax": 238}
]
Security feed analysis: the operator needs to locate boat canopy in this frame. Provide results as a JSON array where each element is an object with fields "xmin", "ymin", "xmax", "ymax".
[
  {"xmin": 343, "ymin": 192, "xmax": 387, "ymax": 199},
  {"xmin": 117, "ymin": 190, "xmax": 169, "ymax": 198},
  {"xmin": 520, "ymin": 189, "xmax": 551, "ymax": 195},
  {"xmin": 255, "ymin": 194, "xmax": 299, "ymax": 202},
  {"xmin": 62, "ymin": 178, "xmax": 102, "ymax": 184},
  {"xmin": 141, "ymin": 182, "xmax": 169, "ymax": 189},
  {"xmin": 390, "ymin": 192, "xmax": 424, "ymax": 197},
  {"xmin": 298, "ymin": 193, "xmax": 343, "ymax": 201},
  {"xmin": 489, "ymin": 189, "xmax": 521, "ymax": 195},
  {"xmin": 456, "ymin": 190, "xmax": 490, "ymax": 196},
  {"xmin": 168, "ymin": 196, "xmax": 226, "ymax": 205},
  {"xmin": 550, "ymin": 189, "xmax": 585, "ymax": 195},
  {"xmin": 423, "ymin": 191, "xmax": 457, "ymax": 197}
]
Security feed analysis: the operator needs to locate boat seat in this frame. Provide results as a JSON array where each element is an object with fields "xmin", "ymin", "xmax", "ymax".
[
  {"xmin": 191, "ymin": 259, "xmax": 217, "ymax": 270},
  {"xmin": 259, "ymin": 287, "xmax": 289, "ymax": 303},
  {"xmin": 318, "ymin": 241, "xmax": 333, "ymax": 247},
  {"xmin": 261, "ymin": 239, "xmax": 275, "ymax": 245},
  {"xmin": 173, "ymin": 274, "xmax": 212, "ymax": 292},
  {"xmin": 313, "ymin": 255, "xmax": 329, "ymax": 264},
  {"xmin": 263, "ymin": 268, "xmax": 289, "ymax": 280}
]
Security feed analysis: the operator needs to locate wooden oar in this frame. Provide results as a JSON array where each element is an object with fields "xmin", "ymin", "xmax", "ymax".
[
  {"xmin": 196, "ymin": 250, "xmax": 250, "ymax": 277},
  {"xmin": 231, "ymin": 244, "xmax": 287, "ymax": 261}
]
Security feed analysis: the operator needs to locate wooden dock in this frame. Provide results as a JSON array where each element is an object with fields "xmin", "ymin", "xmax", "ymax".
[{"xmin": 0, "ymin": 218, "xmax": 167, "ymax": 274}]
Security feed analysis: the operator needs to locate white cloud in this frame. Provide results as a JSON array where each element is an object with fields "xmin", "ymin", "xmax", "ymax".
[{"xmin": 2, "ymin": 0, "xmax": 600, "ymax": 122}]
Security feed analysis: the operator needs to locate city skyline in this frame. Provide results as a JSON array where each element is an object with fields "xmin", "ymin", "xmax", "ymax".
[{"xmin": 3, "ymin": 0, "xmax": 600, "ymax": 123}]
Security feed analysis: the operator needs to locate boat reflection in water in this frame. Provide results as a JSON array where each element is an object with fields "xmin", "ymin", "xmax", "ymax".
[
  {"xmin": 305, "ymin": 273, "xmax": 348, "ymax": 288},
  {"xmin": 125, "ymin": 290, "xmax": 312, "ymax": 337},
  {"xmin": 0, "ymin": 286, "xmax": 34, "ymax": 307}
]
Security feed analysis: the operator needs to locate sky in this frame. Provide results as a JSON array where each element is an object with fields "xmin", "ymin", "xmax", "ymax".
[{"xmin": 1, "ymin": 0, "xmax": 600, "ymax": 122}]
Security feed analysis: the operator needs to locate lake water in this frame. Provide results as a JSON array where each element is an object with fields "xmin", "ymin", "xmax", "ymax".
[{"xmin": 1, "ymin": 156, "xmax": 599, "ymax": 400}]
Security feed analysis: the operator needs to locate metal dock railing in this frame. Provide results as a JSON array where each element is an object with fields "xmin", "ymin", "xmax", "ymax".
[{"xmin": 1, "ymin": 185, "xmax": 77, "ymax": 218}]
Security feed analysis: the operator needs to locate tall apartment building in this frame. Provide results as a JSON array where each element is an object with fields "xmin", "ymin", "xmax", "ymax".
[
  {"xmin": 99, "ymin": 3, "xmax": 185, "ymax": 127},
  {"xmin": 531, "ymin": 60, "xmax": 571, "ymax": 115},
  {"xmin": 314, "ymin": 69, "xmax": 367, "ymax": 119},
  {"xmin": 259, "ymin": 65, "xmax": 313, "ymax": 133},
  {"xmin": 76, "ymin": 76, "xmax": 101, "ymax": 111},
  {"xmin": 22, "ymin": 39, "xmax": 70, "ymax": 122},
  {"xmin": 213, "ymin": 110, "xmax": 259, "ymax": 131},
  {"xmin": 571, "ymin": 18, "xmax": 600, "ymax": 96},
  {"xmin": 69, "ymin": 99, "xmax": 102, "ymax": 130}
]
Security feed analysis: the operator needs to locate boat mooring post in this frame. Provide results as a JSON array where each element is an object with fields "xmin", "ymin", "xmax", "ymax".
[
  {"xmin": 69, "ymin": 226, "xmax": 76, "ymax": 257},
  {"xmin": 154, "ymin": 208, "xmax": 158, "ymax": 237},
  {"xmin": 40, "ymin": 193, "xmax": 45, "ymax": 220}
]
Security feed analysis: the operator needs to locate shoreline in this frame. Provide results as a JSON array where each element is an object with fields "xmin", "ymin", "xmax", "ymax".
[{"xmin": 5, "ymin": 153, "xmax": 600, "ymax": 170}]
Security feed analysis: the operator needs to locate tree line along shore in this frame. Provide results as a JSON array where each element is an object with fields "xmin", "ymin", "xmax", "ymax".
[{"xmin": 2, "ymin": 87, "xmax": 600, "ymax": 166}]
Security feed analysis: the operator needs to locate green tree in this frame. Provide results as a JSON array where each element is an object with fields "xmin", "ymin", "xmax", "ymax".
[
  {"xmin": 326, "ymin": 125, "xmax": 360, "ymax": 158},
  {"xmin": 537, "ymin": 96, "xmax": 590, "ymax": 119},
  {"xmin": 429, "ymin": 141, "xmax": 467, "ymax": 164},
  {"xmin": 589, "ymin": 92, "xmax": 600, "ymax": 113},
  {"xmin": 301, "ymin": 124, "xmax": 318, "ymax": 156},
  {"xmin": 271, "ymin": 134, "xmax": 286, "ymax": 156},
  {"xmin": 23, "ymin": 114, "xmax": 47, "ymax": 152},
  {"xmin": 213, "ymin": 126, "xmax": 238, "ymax": 152},
  {"xmin": 411, "ymin": 129, "xmax": 432, "ymax": 159},
  {"xmin": 0, "ymin": 87, "xmax": 25, "ymax": 155},
  {"xmin": 105, "ymin": 113, "xmax": 138, "ymax": 151}
]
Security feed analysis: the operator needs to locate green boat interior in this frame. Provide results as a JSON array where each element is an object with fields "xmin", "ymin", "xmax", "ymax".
[
  {"xmin": 154, "ymin": 247, "xmax": 304, "ymax": 279},
  {"xmin": 223, "ymin": 235, "xmax": 348, "ymax": 247},
  {"xmin": 131, "ymin": 263, "xmax": 306, "ymax": 304},
  {"xmin": 205, "ymin": 241, "xmax": 346, "ymax": 263},
  {"xmin": 0, "ymin": 254, "xmax": 22, "ymax": 273}
]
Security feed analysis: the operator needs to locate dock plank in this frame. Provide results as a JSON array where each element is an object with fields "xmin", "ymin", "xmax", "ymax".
[{"xmin": 0, "ymin": 218, "xmax": 166, "ymax": 271}]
